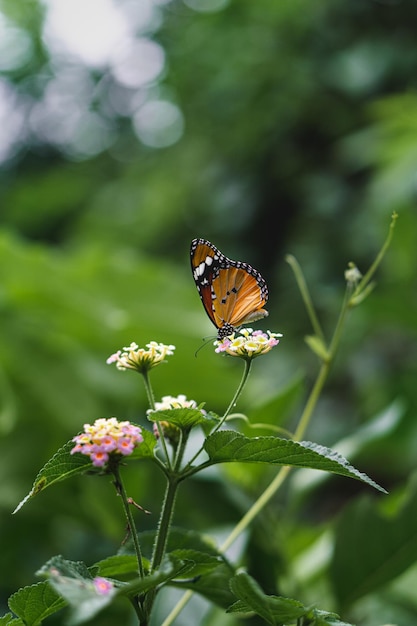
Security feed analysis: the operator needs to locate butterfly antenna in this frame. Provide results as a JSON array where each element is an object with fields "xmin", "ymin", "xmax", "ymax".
[{"xmin": 194, "ymin": 336, "xmax": 216, "ymax": 358}]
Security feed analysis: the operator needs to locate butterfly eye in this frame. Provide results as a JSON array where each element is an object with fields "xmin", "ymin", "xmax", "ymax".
[{"xmin": 190, "ymin": 238, "xmax": 268, "ymax": 339}]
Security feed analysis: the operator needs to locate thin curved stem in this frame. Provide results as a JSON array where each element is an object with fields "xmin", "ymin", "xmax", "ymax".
[
  {"xmin": 213, "ymin": 357, "xmax": 253, "ymax": 433},
  {"xmin": 111, "ymin": 462, "xmax": 145, "ymax": 580},
  {"xmin": 142, "ymin": 369, "xmax": 172, "ymax": 468},
  {"xmin": 285, "ymin": 254, "xmax": 325, "ymax": 343},
  {"xmin": 183, "ymin": 358, "xmax": 253, "ymax": 472}
]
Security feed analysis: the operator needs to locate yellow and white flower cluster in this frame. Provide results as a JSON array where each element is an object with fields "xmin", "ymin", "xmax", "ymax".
[
  {"xmin": 214, "ymin": 328, "xmax": 282, "ymax": 359},
  {"xmin": 107, "ymin": 341, "xmax": 175, "ymax": 373}
]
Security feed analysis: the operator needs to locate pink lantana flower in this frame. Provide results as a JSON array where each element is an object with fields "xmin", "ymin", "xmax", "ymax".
[
  {"xmin": 71, "ymin": 418, "xmax": 143, "ymax": 467},
  {"xmin": 93, "ymin": 576, "xmax": 115, "ymax": 596}
]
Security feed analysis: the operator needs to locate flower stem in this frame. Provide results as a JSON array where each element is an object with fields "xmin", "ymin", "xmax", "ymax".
[
  {"xmin": 141, "ymin": 369, "xmax": 156, "ymax": 411},
  {"xmin": 143, "ymin": 475, "xmax": 179, "ymax": 619},
  {"xmin": 353, "ymin": 211, "xmax": 398, "ymax": 299},
  {"xmin": 151, "ymin": 477, "xmax": 179, "ymax": 571},
  {"xmin": 285, "ymin": 254, "xmax": 325, "ymax": 344},
  {"xmin": 142, "ymin": 370, "xmax": 172, "ymax": 468},
  {"xmin": 214, "ymin": 357, "xmax": 253, "ymax": 432},
  {"xmin": 111, "ymin": 461, "xmax": 145, "ymax": 580},
  {"xmin": 183, "ymin": 357, "xmax": 253, "ymax": 472}
]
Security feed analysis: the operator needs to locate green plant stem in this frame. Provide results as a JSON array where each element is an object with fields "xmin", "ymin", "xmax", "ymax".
[
  {"xmin": 183, "ymin": 357, "xmax": 253, "ymax": 472},
  {"xmin": 142, "ymin": 369, "xmax": 172, "ymax": 468},
  {"xmin": 353, "ymin": 211, "xmax": 398, "ymax": 299},
  {"xmin": 285, "ymin": 254, "xmax": 325, "ymax": 343},
  {"xmin": 213, "ymin": 357, "xmax": 253, "ymax": 432},
  {"xmin": 151, "ymin": 477, "xmax": 179, "ymax": 572},
  {"xmin": 143, "ymin": 475, "xmax": 179, "ymax": 620},
  {"xmin": 112, "ymin": 462, "xmax": 145, "ymax": 580},
  {"xmin": 141, "ymin": 369, "xmax": 156, "ymax": 410}
]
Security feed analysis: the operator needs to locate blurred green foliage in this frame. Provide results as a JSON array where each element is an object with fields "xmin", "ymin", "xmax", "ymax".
[{"xmin": 0, "ymin": 0, "xmax": 416, "ymax": 624}]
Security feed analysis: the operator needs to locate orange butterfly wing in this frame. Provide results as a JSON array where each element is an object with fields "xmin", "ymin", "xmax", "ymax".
[{"xmin": 190, "ymin": 238, "xmax": 268, "ymax": 338}]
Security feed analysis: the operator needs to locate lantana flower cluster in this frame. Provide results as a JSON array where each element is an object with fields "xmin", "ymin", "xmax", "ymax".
[
  {"xmin": 214, "ymin": 328, "xmax": 282, "ymax": 358},
  {"xmin": 71, "ymin": 418, "xmax": 143, "ymax": 467},
  {"xmin": 150, "ymin": 394, "xmax": 200, "ymax": 412},
  {"xmin": 106, "ymin": 341, "xmax": 175, "ymax": 373},
  {"xmin": 148, "ymin": 395, "xmax": 203, "ymax": 442}
]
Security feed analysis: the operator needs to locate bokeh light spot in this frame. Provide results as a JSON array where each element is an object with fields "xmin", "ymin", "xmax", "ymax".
[
  {"xmin": 111, "ymin": 38, "xmax": 165, "ymax": 89},
  {"xmin": 0, "ymin": 14, "xmax": 33, "ymax": 71},
  {"xmin": 133, "ymin": 100, "xmax": 184, "ymax": 148}
]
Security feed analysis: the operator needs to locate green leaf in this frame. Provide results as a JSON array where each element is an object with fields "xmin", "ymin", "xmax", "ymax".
[
  {"xmin": 292, "ymin": 399, "xmax": 404, "ymax": 496},
  {"xmin": 128, "ymin": 428, "xmax": 158, "ymax": 459},
  {"xmin": 310, "ymin": 610, "xmax": 354, "ymax": 626},
  {"xmin": 13, "ymin": 427, "xmax": 157, "ymax": 513},
  {"xmin": 37, "ymin": 555, "xmax": 93, "ymax": 580},
  {"xmin": 168, "ymin": 549, "xmax": 224, "ymax": 578},
  {"xmin": 37, "ymin": 556, "xmax": 117, "ymax": 625},
  {"xmin": 204, "ymin": 431, "xmax": 387, "ymax": 493},
  {"xmin": 97, "ymin": 551, "xmax": 209, "ymax": 588},
  {"xmin": 121, "ymin": 555, "xmax": 195, "ymax": 597},
  {"xmin": 13, "ymin": 440, "xmax": 93, "ymax": 513},
  {"xmin": 95, "ymin": 555, "xmax": 147, "ymax": 581},
  {"xmin": 173, "ymin": 563, "xmax": 236, "ymax": 608},
  {"xmin": 122, "ymin": 528, "xmax": 236, "ymax": 607},
  {"xmin": 227, "ymin": 573, "xmax": 305, "ymax": 625},
  {"xmin": 331, "ymin": 472, "xmax": 417, "ymax": 608},
  {"xmin": 8, "ymin": 582, "xmax": 66, "ymax": 625},
  {"xmin": 0, "ymin": 613, "xmax": 24, "ymax": 626},
  {"xmin": 227, "ymin": 573, "xmax": 353, "ymax": 626},
  {"xmin": 147, "ymin": 407, "xmax": 217, "ymax": 430}
]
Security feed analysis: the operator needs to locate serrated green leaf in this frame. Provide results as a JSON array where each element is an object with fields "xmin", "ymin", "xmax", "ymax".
[
  {"xmin": 13, "ymin": 441, "xmax": 93, "ymax": 513},
  {"xmin": 37, "ymin": 555, "xmax": 92, "ymax": 580},
  {"xmin": 204, "ymin": 431, "xmax": 386, "ymax": 493},
  {"xmin": 227, "ymin": 573, "xmax": 305, "ymax": 625},
  {"xmin": 169, "ymin": 549, "xmax": 224, "ymax": 578},
  {"xmin": 0, "ymin": 613, "xmax": 24, "ymax": 626},
  {"xmin": 147, "ymin": 407, "xmax": 217, "ymax": 430},
  {"xmin": 309, "ymin": 609, "xmax": 353, "ymax": 626},
  {"xmin": 128, "ymin": 428, "xmax": 157, "ymax": 459},
  {"xmin": 13, "ymin": 427, "xmax": 158, "ymax": 513},
  {"xmin": 37, "ymin": 556, "xmax": 118, "ymax": 625},
  {"xmin": 8, "ymin": 582, "xmax": 66, "ymax": 626},
  {"xmin": 173, "ymin": 563, "xmax": 236, "ymax": 608},
  {"xmin": 227, "ymin": 573, "xmax": 353, "ymax": 626},
  {"xmin": 95, "ymin": 555, "xmax": 147, "ymax": 581},
  {"xmin": 122, "ymin": 555, "xmax": 194, "ymax": 597},
  {"xmin": 331, "ymin": 472, "xmax": 417, "ymax": 608},
  {"xmin": 293, "ymin": 399, "xmax": 404, "ymax": 496}
]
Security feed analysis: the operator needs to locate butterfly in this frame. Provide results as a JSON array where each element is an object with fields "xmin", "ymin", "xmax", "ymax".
[{"xmin": 190, "ymin": 238, "xmax": 269, "ymax": 339}]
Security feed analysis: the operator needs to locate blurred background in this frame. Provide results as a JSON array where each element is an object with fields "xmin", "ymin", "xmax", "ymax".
[{"xmin": 0, "ymin": 0, "xmax": 416, "ymax": 624}]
